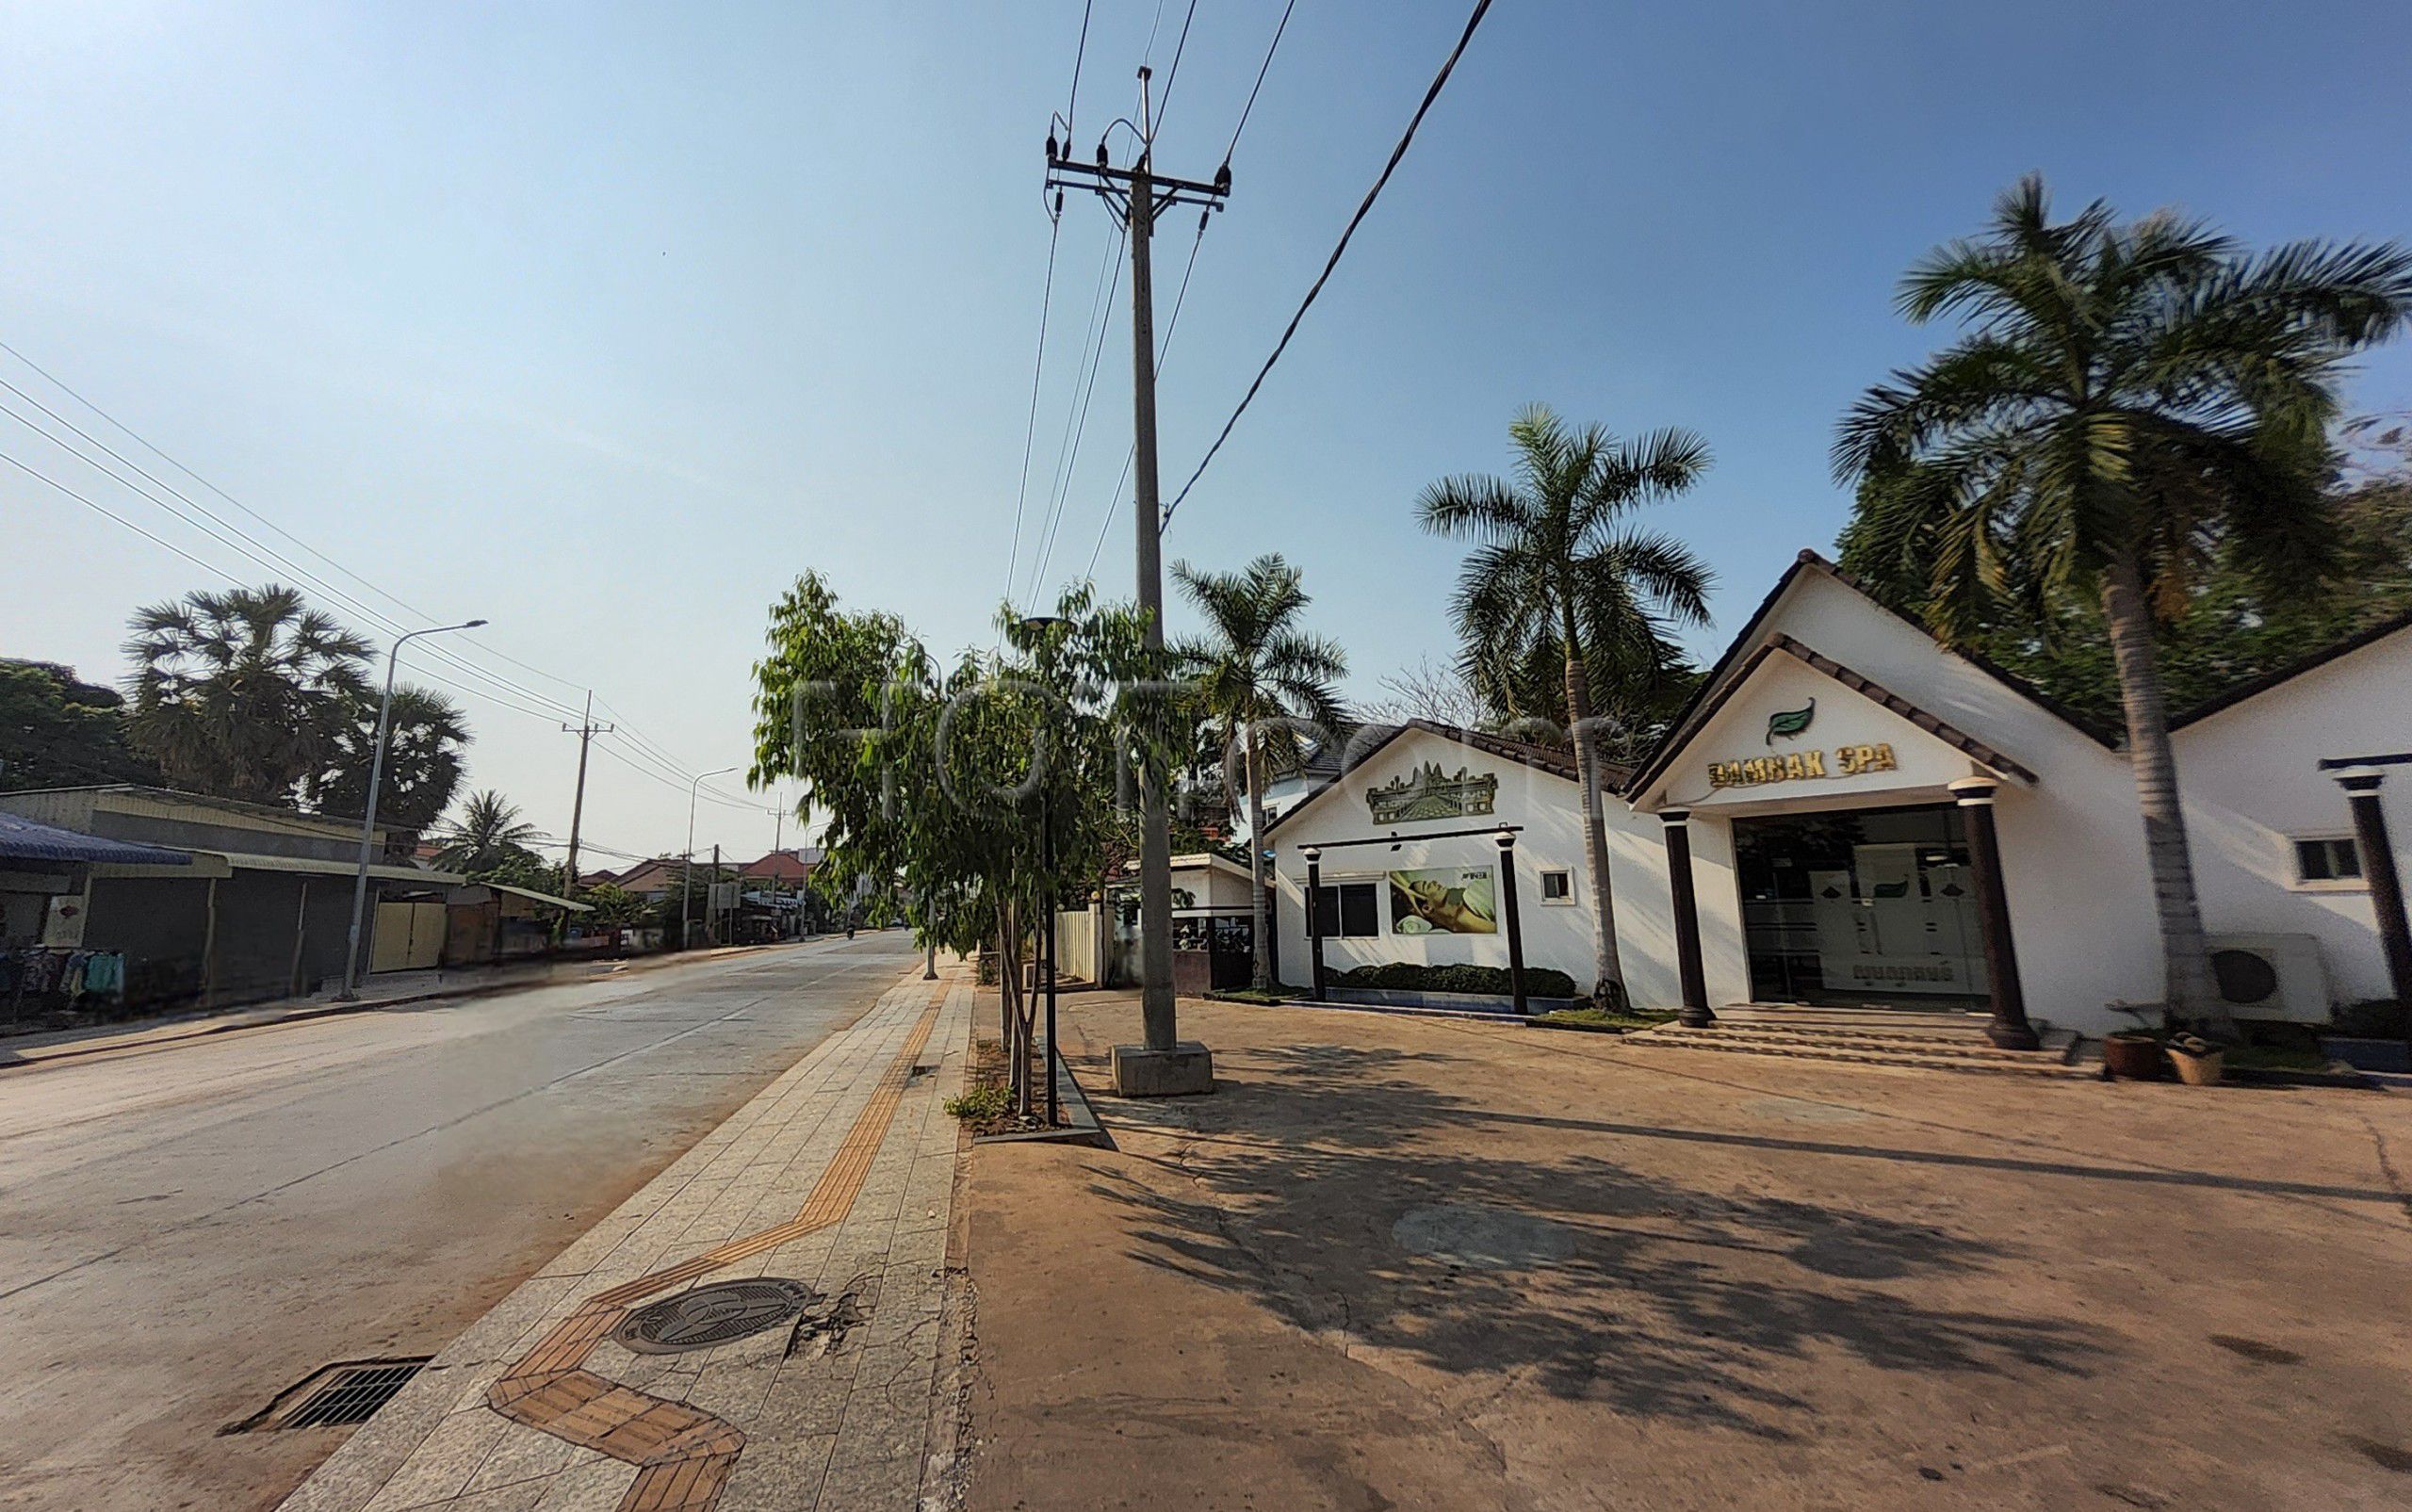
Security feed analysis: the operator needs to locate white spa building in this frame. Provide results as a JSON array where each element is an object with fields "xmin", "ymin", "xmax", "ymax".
[{"xmin": 1265, "ymin": 552, "xmax": 2412, "ymax": 1039}]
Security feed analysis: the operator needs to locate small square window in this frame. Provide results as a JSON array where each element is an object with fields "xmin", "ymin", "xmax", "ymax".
[
  {"xmin": 1539, "ymin": 870, "xmax": 1574, "ymax": 903},
  {"xmin": 1312, "ymin": 882, "xmax": 1381, "ymax": 938},
  {"xmin": 2293, "ymin": 837, "xmax": 2363, "ymax": 886}
]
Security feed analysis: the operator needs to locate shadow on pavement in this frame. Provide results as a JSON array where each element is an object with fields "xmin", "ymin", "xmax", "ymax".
[{"xmin": 1083, "ymin": 1041, "xmax": 2098, "ymax": 1439}]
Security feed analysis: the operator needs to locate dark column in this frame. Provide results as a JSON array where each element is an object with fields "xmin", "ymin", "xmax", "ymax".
[
  {"xmin": 1041, "ymin": 792, "xmax": 1060, "ymax": 1128},
  {"xmin": 1661, "ymin": 810, "xmax": 1715, "ymax": 1028},
  {"xmin": 1304, "ymin": 848, "xmax": 1327, "ymax": 1002},
  {"xmin": 1494, "ymin": 830, "xmax": 1528, "ymax": 1016},
  {"xmin": 2335, "ymin": 767, "xmax": 2412, "ymax": 1035},
  {"xmin": 1948, "ymin": 776, "xmax": 2039, "ymax": 1050}
]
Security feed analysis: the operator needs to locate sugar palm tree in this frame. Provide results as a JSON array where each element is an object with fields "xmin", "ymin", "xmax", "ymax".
[
  {"xmin": 433, "ymin": 789, "xmax": 543, "ymax": 875},
  {"xmin": 1419, "ymin": 405, "xmax": 1715, "ymax": 1011},
  {"xmin": 1835, "ymin": 175, "xmax": 2412, "ymax": 1038},
  {"xmin": 123, "ymin": 584, "xmax": 372, "ymax": 804},
  {"xmin": 1169, "ymin": 555, "xmax": 1348, "ymax": 990},
  {"xmin": 309, "ymin": 686, "xmax": 470, "ymax": 830}
]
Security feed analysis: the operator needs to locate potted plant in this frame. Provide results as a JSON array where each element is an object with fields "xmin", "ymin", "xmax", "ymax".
[
  {"xmin": 2100, "ymin": 1003, "xmax": 2166, "ymax": 1080},
  {"xmin": 2163, "ymin": 1032, "xmax": 2225, "ymax": 1087},
  {"xmin": 2103, "ymin": 1029, "xmax": 2165, "ymax": 1081}
]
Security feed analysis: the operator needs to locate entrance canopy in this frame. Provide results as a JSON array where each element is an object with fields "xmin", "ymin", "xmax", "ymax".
[{"xmin": 1630, "ymin": 635, "xmax": 2036, "ymax": 816}]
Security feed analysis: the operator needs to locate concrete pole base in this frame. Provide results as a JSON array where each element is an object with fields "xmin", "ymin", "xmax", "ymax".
[
  {"xmin": 1676, "ymin": 1006, "xmax": 1719, "ymax": 1029},
  {"xmin": 1985, "ymin": 1019, "xmax": 2043, "ymax": 1051},
  {"xmin": 1111, "ymin": 1042, "xmax": 1215, "ymax": 1097}
]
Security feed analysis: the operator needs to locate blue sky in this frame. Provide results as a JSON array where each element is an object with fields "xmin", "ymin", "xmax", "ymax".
[{"xmin": 4, "ymin": 1, "xmax": 2408, "ymax": 859}]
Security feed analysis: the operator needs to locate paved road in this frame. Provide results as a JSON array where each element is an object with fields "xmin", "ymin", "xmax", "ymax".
[{"xmin": 0, "ymin": 934, "xmax": 921, "ymax": 1512}]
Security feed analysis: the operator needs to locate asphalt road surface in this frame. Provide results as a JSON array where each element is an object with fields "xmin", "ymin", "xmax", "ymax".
[{"xmin": 0, "ymin": 933, "xmax": 922, "ymax": 1511}]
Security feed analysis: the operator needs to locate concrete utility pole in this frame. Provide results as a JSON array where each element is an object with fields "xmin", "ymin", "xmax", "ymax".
[
  {"xmin": 1047, "ymin": 67, "xmax": 1227, "ymax": 1097},
  {"xmin": 560, "ymin": 691, "xmax": 612, "ymax": 902}
]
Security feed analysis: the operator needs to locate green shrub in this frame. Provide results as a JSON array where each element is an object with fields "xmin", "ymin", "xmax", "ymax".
[
  {"xmin": 944, "ymin": 1084, "xmax": 1013, "ymax": 1122},
  {"xmin": 1335, "ymin": 962, "xmax": 1578, "ymax": 999}
]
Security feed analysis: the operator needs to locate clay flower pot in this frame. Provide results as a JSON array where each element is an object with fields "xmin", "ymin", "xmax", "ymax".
[{"xmin": 2103, "ymin": 1031, "xmax": 2164, "ymax": 1081}]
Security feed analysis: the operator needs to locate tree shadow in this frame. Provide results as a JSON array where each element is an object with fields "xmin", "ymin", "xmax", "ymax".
[{"xmin": 1082, "ymin": 1041, "xmax": 2100, "ymax": 1439}]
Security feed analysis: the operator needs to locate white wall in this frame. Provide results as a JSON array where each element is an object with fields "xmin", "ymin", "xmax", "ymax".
[
  {"xmin": 1270, "ymin": 726, "xmax": 1678, "ymax": 1000},
  {"xmin": 1635, "ymin": 569, "xmax": 2170, "ymax": 1033},
  {"xmin": 2176, "ymin": 628, "xmax": 2412, "ymax": 1005}
]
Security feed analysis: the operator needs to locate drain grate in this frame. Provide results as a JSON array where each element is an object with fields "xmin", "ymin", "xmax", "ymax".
[
  {"xmin": 615, "ymin": 1278, "xmax": 817, "ymax": 1355},
  {"xmin": 223, "ymin": 1357, "xmax": 433, "ymax": 1434},
  {"xmin": 285, "ymin": 1360, "xmax": 427, "ymax": 1428}
]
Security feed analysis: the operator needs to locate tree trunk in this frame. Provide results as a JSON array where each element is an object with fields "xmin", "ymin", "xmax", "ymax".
[
  {"xmin": 1247, "ymin": 730, "xmax": 1274, "ymax": 990},
  {"xmin": 2101, "ymin": 555, "xmax": 2231, "ymax": 1039},
  {"xmin": 1563, "ymin": 651, "xmax": 1629, "ymax": 1011}
]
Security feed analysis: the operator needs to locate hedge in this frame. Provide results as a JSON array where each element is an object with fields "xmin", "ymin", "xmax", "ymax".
[{"xmin": 1335, "ymin": 962, "xmax": 1579, "ymax": 1000}]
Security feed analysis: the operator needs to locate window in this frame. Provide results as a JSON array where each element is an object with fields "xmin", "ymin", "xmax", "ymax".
[
  {"xmin": 2293, "ymin": 837, "xmax": 2364, "ymax": 887},
  {"xmin": 1312, "ymin": 882, "xmax": 1380, "ymax": 938},
  {"xmin": 1539, "ymin": 870, "xmax": 1573, "ymax": 904}
]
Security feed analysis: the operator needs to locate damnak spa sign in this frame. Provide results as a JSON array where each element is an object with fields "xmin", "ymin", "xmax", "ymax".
[
  {"xmin": 1708, "ymin": 742, "xmax": 1899, "ymax": 789},
  {"xmin": 1707, "ymin": 702, "xmax": 1899, "ymax": 789}
]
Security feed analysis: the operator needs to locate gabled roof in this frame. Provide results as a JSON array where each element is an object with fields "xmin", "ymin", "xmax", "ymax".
[
  {"xmin": 1623, "ymin": 550, "xmax": 2120, "ymax": 799},
  {"xmin": 1263, "ymin": 719, "xmax": 1594, "ymax": 837},
  {"xmin": 1631, "ymin": 635, "xmax": 2038, "ymax": 796},
  {"xmin": 2169, "ymin": 604, "xmax": 2412, "ymax": 730}
]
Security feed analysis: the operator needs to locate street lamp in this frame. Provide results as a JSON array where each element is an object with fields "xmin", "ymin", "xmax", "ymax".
[
  {"xmin": 685, "ymin": 766, "xmax": 741, "ymax": 950},
  {"xmin": 1019, "ymin": 615, "xmax": 1067, "ymax": 1125},
  {"xmin": 340, "ymin": 618, "xmax": 488, "ymax": 1000}
]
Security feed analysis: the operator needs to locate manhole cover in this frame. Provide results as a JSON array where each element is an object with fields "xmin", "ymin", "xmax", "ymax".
[
  {"xmin": 1392, "ymin": 1204, "xmax": 1577, "ymax": 1270},
  {"xmin": 614, "ymin": 1278, "xmax": 818, "ymax": 1355}
]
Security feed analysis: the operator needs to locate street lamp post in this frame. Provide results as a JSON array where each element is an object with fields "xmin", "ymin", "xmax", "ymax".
[
  {"xmin": 1020, "ymin": 615, "xmax": 1067, "ymax": 1127},
  {"xmin": 685, "ymin": 766, "xmax": 740, "ymax": 951},
  {"xmin": 340, "ymin": 618, "xmax": 487, "ymax": 1000}
]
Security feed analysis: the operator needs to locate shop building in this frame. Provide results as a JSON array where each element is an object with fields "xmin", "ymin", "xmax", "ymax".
[{"xmin": 1269, "ymin": 552, "xmax": 2412, "ymax": 1038}]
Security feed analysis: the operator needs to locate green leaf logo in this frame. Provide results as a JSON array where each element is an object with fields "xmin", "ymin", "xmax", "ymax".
[{"xmin": 1766, "ymin": 699, "xmax": 1815, "ymax": 745}]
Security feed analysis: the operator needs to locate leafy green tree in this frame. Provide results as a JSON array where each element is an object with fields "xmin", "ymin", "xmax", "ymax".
[
  {"xmin": 751, "ymin": 572, "xmax": 1167, "ymax": 1114},
  {"xmin": 1418, "ymin": 405, "xmax": 1715, "ymax": 1009},
  {"xmin": 0, "ymin": 658, "xmax": 161, "ymax": 791},
  {"xmin": 308, "ymin": 686, "xmax": 469, "ymax": 829},
  {"xmin": 1170, "ymin": 554, "xmax": 1348, "ymax": 989},
  {"xmin": 123, "ymin": 584, "xmax": 371, "ymax": 804},
  {"xmin": 579, "ymin": 882, "xmax": 647, "ymax": 929},
  {"xmin": 1834, "ymin": 175, "xmax": 2412, "ymax": 1035},
  {"xmin": 432, "ymin": 789, "xmax": 543, "ymax": 875}
]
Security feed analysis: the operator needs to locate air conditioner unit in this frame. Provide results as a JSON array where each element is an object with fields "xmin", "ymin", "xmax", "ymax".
[{"xmin": 2206, "ymin": 933, "xmax": 2331, "ymax": 1023}]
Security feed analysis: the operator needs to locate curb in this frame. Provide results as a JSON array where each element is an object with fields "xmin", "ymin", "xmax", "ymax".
[
  {"xmin": 1208, "ymin": 993, "xmax": 1531, "ymax": 1025},
  {"xmin": 973, "ymin": 1042, "xmax": 1114, "ymax": 1148},
  {"xmin": 0, "ymin": 939, "xmax": 821, "ymax": 1072}
]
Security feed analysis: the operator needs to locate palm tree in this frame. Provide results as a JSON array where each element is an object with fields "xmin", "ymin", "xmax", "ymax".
[
  {"xmin": 433, "ymin": 789, "xmax": 542, "ymax": 875},
  {"xmin": 1835, "ymin": 175, "xmax": 2412, "ymax": 1037},
  {"xmin": 1419, "ymin": 405, "xmax": 1715, "ymax": 1011},
  {"xmin": 309, "ymin": 686, "xmax": 470, "ymax": 830},
  {"xmin": 123, "ymin": 584, "xmax": 372, "ymax": 804},
  {"xmin": 1169, "ymin": 555, "xmax": 1348, "ymax": 990}
]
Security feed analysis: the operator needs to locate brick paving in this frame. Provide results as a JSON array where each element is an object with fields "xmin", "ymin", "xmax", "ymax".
[{"xmin": 278, "ymin": 965, "xmax": 970, "ymax": 1512}]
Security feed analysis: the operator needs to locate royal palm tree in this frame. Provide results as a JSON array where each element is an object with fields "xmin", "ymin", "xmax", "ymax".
[
  {"xmin": 1419, "ymin": 405, "xmax": 1715, "ymax": 1011},
  {"xmin": 123, "ymin": 584, "xmax": 371, "ymax": 804},
  {"xmin": 433, "ymin": 789, "xmax": 543, "ymax": 875},
  {"xmin": 1169, "ymin": 555, "xmax": 1348, "ymax": 990},
  {"xmin": 1835, "ymin": 175, "xmax": 2412, "ymax": 1037}
]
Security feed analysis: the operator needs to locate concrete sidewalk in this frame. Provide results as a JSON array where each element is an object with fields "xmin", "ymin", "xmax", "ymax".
[
  {"xmin": 1, "ymin": 941, "xmax": 810, "ymax": 1070},
  {"xmin": 278, "ymin": 963, "xmax": 971, "ymax": 1512}
]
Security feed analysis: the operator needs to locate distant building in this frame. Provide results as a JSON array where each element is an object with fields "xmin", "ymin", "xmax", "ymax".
[{"xmin": 0, "ymin": 785, "xmax": 464, "ymax": 1009}]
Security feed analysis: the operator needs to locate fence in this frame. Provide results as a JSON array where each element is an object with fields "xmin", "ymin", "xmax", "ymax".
[{"xmin": 1052, "ymin": 903, "xmax": 1102, "ymax": 984}]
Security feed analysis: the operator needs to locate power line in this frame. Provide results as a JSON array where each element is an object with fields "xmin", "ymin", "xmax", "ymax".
[
  {"xmin": 0, "ymin": 342, "xmax": 592, "ymax": 717},
  {"xmin": 0, "ymin": 342, "xmax": 765, "ymax": 802},
  {"xmin": 1222, "ymin": 0, "xmax": 1299, "ymax": 171},
  {"xmin": 1151, "ymin": 0, "xmax": 1200, "ymax": 138},
  {"xmin": 1025, "ymin": 223, "xmax": 1128, "ymax": 599},
  {"xmin": 1002, "ymin": 210, "xmax": 1064, "ymax": 612},
  {"xmin": 1160, "ymin": 0, "xmax": 1495, "ymax": 532},
  {"xmin": 1083, "ymin": 210, "xmax": 1209, "ymax": 585},
  {"xmin": 0, "ymin": 371, "xmax": 590, "ymax": 723}
]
